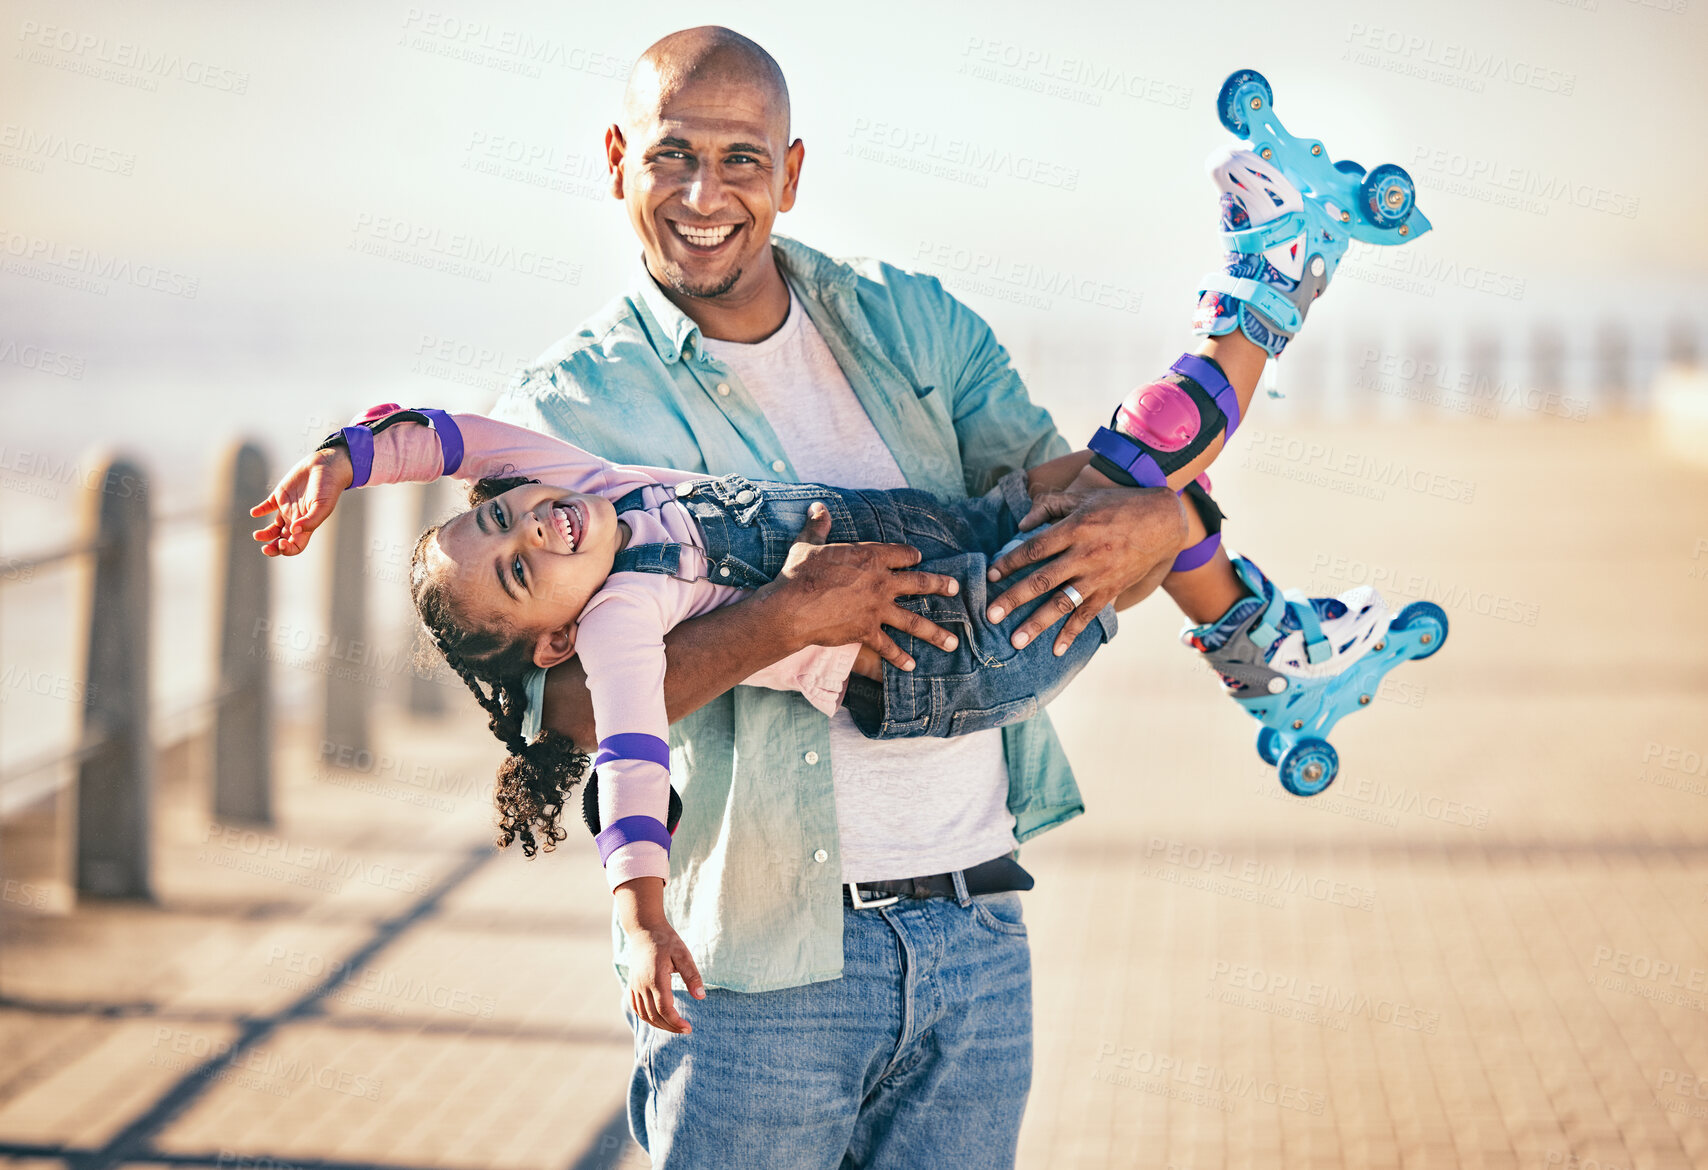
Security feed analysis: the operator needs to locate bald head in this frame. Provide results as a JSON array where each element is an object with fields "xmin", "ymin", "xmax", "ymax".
[
  {"xmin": 607, "ymin": 26, "xmax": 803, "ymax": 323},
  {"xmin": 623, "ymin": 26, "xmax": 790, "ymax": 142}
]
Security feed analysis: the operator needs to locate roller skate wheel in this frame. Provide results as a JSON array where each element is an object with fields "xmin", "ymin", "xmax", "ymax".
[
  {"xmin": 1256, "ymin": 727, "xmax": 1285, "ymax": 766},
  {"xmin": 1391, "ymin": 601, "xmax": 1450, "ymax": 658},
  {"xmin": 1359, "ymin": 163, "xmax": 1416, "ymax": 230},
  {"xmin": 1216, "ymin": 69, "xmax": 1272, "ymax": 136},
  {"xmin": 1267, "ymin": 677, "xmax": 1288, "ymax": 694},
  {"xmin": 1279, "ymin": 738, "xmax": 1339, "ymax": 797}
]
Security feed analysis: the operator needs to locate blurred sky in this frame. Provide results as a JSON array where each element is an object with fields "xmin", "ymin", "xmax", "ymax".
[{"xmin": 2, "ymin": 0, "xmax": 1705, "ymax": 497}]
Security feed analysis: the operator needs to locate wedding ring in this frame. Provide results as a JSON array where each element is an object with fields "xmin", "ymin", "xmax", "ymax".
[{"xmin": 1061, "ymin": 584, "xmax": 1085, "ymax": 609}]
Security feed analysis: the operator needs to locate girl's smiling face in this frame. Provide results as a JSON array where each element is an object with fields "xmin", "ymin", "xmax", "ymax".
[{"xmin": 426, "ymin": 482, "xmax": 623, "ymax": 667}]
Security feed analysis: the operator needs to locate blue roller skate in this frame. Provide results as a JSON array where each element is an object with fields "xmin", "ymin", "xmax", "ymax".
[
  {"xmin": 1184, "ymin": 556, "xmax": 1448, "ymax": 796},
  {"xmin": 1195, "ymin": 68, "xmax": 1432, "ymax": 358}
]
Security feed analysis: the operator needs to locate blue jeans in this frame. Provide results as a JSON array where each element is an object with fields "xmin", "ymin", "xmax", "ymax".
[
  {"xmin": 626, "ymin": 890, "xmax": 1033, "ymax": 1168},
  {"xmin": 676, "ymin": 470, "xmax": 1118, "ymax": 738}
]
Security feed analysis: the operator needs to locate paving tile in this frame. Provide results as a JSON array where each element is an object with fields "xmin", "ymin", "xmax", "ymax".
[{"xmin": 3, "ymin": 419, "xmax": 1707, "ymax": 1168}]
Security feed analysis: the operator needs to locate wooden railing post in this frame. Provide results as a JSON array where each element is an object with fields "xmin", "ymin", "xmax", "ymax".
[
  {"xmin": 77, "ymin": 456, "xmax": 152, "ymax": 899},
  {"xmin": 1667, "ymin": 318, "xmax": 1699, "ymax": 367},
  {"xmin": 213, "ymin": 442, "xmax": 272, "ymax": 823},
  {"xmin": 408, "ymin": 480, "xmax": 446, "ymax": 717},
  {"xmin": 1531, "ymin": 324, "xmax": 1564, "ymax": 397},
  {"xmin": 1597, "ymin": 320, "xmax": 1630, "ymax": 406},
  {"xmin": 324, "ymin": 485, "xmax": 369, "ymax": 756}
]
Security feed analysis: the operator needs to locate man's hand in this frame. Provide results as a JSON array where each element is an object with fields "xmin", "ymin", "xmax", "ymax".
[
  {"xmin": 250, "ymin": 446, "xmax": 354, "ymax": 556},
  {"xmin": 757, "ymin": 502, "xmax": 964, "ymax": 673},
  {"xmin": 985, "ymin": 485, "xmax": 1187, "ymax": 656}
]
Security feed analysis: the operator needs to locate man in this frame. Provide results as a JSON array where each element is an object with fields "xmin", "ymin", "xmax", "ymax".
[{"xmin": 492, "ymin": 26, "xmax": 1184, "ymax": 1168}]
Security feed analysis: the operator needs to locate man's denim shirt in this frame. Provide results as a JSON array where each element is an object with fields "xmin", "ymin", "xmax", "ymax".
[{"xmin": 492, "ymin": 235, "xmax": 1085, "ymax": 992}]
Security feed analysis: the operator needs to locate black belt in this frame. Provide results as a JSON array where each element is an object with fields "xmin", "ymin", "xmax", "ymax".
[{"xmin": 843, "ymin": 855, "xmax": 1034, "ymax": 908}]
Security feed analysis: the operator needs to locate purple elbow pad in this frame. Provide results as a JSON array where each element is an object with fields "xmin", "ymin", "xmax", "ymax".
[
  {"xmin": 594, "ymin": 816, "xmax": 673, "ymax": 864},
  {"xmin": 1170, "ymin": 352, "xmax": 1242, "ymax": 438},
  {"xmin": 593, "ymin": 733, "xmax": 672, "ymax": 771},
  {"xmin": 1087, "ymin": 427, "xmax": 1169, "ymax": 487}
]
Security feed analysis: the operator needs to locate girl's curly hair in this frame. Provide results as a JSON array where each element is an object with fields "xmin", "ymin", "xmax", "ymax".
[{"xmin": 410, "ymin": 474, "xmax": 591, "ymax": 857}]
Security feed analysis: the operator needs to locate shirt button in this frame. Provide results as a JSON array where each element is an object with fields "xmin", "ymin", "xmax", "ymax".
[
  {"xmin": 804, "ymin": 751, "xmax": 820, "ymax": 765},
  {"xmin": 771, "ymin": 459, "xmax": 787, "ymax": 474},
  {"xmin": 716, "ymin": 383, "xmax": 731, "ymax": 396},
  {"xmin": 813, "ymin": 849, "xmax": 828, "ymax": 864}
]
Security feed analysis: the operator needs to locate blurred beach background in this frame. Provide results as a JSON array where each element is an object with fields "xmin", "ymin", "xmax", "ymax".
[
  {"xmin": 4, "ymin": 2, "xmax": 1708, "ymax": 1168},
  {"xmin": 2, "ymin": 0, "xmax": 1703, "ymax": 770}
]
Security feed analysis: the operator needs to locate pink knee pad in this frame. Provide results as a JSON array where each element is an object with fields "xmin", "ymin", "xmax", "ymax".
[{"xmin": 1114, "ymin": 380, "xmax": 1205, "ymax": 452}]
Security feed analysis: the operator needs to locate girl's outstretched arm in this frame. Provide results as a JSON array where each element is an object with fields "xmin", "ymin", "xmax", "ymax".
[{"xmin": 253, "ymin": 405, "xmax": 627, "ymax": 557}]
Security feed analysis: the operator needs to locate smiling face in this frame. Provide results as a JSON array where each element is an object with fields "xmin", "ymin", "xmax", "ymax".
[
  {"xmin": 610, "ymin": 64, "xmax": 802, "ymax": 303},
  {"xmin": 426, "ymin": 483, "xmax": 623, "ymax": 668}
]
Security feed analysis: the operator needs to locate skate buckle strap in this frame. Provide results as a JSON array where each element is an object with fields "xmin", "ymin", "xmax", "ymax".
[
  {"xmin": 1087, "ymin": 427, "xmax": 1168, "ymax": 488},
  {"xmin": 1288, "ymin": 597, "xmax": 1333, "ymax": 665},
  {"xmin": 1219, "ymin": 212, "xmax": 1305, "ymax": 255},
  {"xmin": 1197, "ymin": 273, "xmax": 1304, "ymax": 337},
  {"xmin": 1250, "ymin": 584, "xmax": 1289, "ymax": 650}
]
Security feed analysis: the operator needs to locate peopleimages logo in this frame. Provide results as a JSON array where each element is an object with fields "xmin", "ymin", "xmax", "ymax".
[
  {"xmin": 15, "ymin": 20, "xmax": 250, "ymax": 94},
  {"xmin": 845, "ymin": 119, "xmax": 1080, "ymax": 192},
  {"xmin": 957, "ymin": 37, "xmax": 1192, "ymax": 110},
  {"xmin": 0, "ymin": 124, "xmax": 136, "ymax": 175},
  {"xmin": 349, "ymin": 213, "xmax": 581, "ymax": 285},
  {"xmin": 1411, "ymin": 146, "xmax": 1640, "ymax": 220},
  {"xmin": 1342, "ymin": 23, "xmax": 1576, "ymax": 95},
  {"xmin": 0, "ymin": 229, "xmax": 199, "ymax": 297}
]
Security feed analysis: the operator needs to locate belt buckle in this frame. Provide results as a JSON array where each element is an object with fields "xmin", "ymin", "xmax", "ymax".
[{"xmin": 847, "ymin": 882, "xmax": 901, "ymax": 910}]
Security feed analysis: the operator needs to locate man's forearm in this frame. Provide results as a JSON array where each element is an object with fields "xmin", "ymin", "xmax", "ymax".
[{"xmin": 540, "ymin": 591, "xmax": 802, "ymax": 747}]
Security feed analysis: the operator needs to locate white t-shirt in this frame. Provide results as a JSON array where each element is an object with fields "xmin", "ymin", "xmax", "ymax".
[{"xmin": 701, "ymin": 292, "xmax": 1018, "ymax": 883}]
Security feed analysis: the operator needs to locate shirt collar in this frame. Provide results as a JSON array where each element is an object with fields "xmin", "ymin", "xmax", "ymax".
[
  {"xmin": 630, "ymin": 256, "xmax": 703, "ymax": 365},
  {"xmin": 628, "ymin": 235, "xmax": 858, "ymax": 364}
]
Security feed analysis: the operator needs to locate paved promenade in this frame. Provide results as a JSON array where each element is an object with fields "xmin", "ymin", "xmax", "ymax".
[{"xmin": 3, "ymin": 416, "xmax": 1707, "ymax": 1169}]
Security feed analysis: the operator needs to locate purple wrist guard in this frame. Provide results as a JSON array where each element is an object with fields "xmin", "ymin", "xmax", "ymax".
[
  {"xmin": 320, "ymin": 407, "xmax": 467, "ymax": 489},
  {"xmin": 339, "ymin": 425, "xmax": 375, "ymax": 488}
]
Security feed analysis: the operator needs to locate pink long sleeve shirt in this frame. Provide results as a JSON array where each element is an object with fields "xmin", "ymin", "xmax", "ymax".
[{"xmin": 360, "ymin": 409, "xmax": 860, "ymax": 889}]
